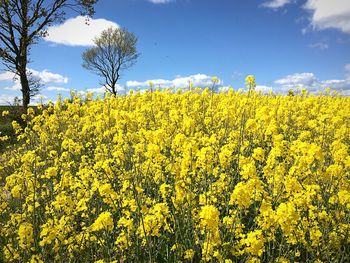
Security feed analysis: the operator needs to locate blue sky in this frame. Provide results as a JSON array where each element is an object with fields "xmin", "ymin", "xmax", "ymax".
[{"xmin": 1, "ymin": 0, "xmax": 350, "ymax": 104}]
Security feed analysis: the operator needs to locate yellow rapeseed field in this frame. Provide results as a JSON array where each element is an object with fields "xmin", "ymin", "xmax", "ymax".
[{"xmin": 0, "ymin": 77, "xmax": 350, "ymax": 262}]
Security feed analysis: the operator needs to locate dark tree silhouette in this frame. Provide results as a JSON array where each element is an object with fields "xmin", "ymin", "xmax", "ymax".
[{"xmin": 0, "ymin": 0, "xmax": 98, "ymax": 109}]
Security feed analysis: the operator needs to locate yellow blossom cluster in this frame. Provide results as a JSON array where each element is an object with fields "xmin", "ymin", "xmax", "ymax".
[{"xmin": 0, "ymin": 83, "xmax": 349, "ymax": 262}]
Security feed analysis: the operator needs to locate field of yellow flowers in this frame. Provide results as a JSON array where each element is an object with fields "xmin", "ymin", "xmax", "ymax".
[{"xmin": 0, "ymin": 78, "xmax": 350, "ymax": 262}]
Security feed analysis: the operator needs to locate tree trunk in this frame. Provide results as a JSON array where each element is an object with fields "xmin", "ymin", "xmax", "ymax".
[
  {"xmin": 20, "ymin": 70, "xmax": 30, "ymax": 109},
  {"xmin": 111, "ymin": 82, "xmax": 117, "ymax": 96},
  {"xmin": 19, "ymin": 1, "xmax": 30, "ymax": 109},
  {"xmin": 18, "ymin": 54, "xmax": 30, "ymax": 109}
]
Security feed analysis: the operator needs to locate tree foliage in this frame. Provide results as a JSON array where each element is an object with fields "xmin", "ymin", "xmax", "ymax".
[
  {"xmin": 82, "ymin": 27, "xmax": 139, "ymax": 95},
  {"xmin": 0, "ymin": 0, "xmax": 98, "ymax": 108}
]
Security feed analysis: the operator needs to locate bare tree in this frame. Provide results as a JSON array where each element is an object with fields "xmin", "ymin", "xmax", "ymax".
[
  {"xmin": 0, "ymin": 0, "xmax": 98, "ymax": 109},
  {"xmin": 82, "ymin": 27, "xmax": 139, "ymax": 96}
]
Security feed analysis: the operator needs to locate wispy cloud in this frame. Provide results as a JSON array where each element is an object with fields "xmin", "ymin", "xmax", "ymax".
[
  {"xmin": 261, "ymin": 0, "xmax": 293, "ymax": 9},
  {"xmin": 345, "ymin": 64, "xmax": 350, "ymax": 80},
  {"xmin": 309, "ymin": 41, "xmax": 329, "ymax": 50},
  {"xmin": 231, "ymin": 71, "xmax": 243, "ymax": 80},
  {"xmin": 147, "ymin": 0, "xmax": 174, "ymax": 4},
  {"xmin": 337, "ymin": 37, "xmax": 350, "ymax": 44}
]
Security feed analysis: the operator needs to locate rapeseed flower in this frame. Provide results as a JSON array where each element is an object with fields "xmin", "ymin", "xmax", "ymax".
[{"xmin": 0, "ymin": 82, "xmax": 349, "ymax": 262}]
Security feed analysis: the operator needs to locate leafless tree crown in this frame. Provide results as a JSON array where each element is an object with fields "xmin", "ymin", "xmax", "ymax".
[{"xmin": 82, "ymin": 27, "xmax": 139, "ymax": 95}]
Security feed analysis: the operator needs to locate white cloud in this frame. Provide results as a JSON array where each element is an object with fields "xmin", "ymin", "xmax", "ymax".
[
  {"xmin": 47, "ymin": 86, "xmax": 70, "ymax": 92},
  {"xmin": 126, "ymin": 74, "xmax": 222, "ymax": 90},
  {"xmin": 275, "ymin": 72, "xmax": 317, "ymax": 87},
  {"xmin": 4, "ymin": 82, "xmax": 21, "ymax": 91},
  {"xmin": 1, "ymin": 69, "xmax": 68, "ymax": 93},
  {"xmin": 127, "ymin": 79, "xmax": 172, "ymax": 88},
  {"xmin": 31, "ymin": 94, "xmax": 49, "ymax": 105},
  {"xmin": 87, "ymin": 87, "xmax": 107, "ymax": 93},
  {"xmin": 262, "ymin": 0, "xmax": 293, "ymax": 9},
  {"xmin": 0, "ymin": 71, "xmax": 16, "ymax": 81},
  {"xmin": 45, "ymin": 16, "xmax": 119, "ymax": 46},
  {"xmin": 147, "ymin": 0, "xmax": 174, "ymax": 3},
  {"xmin": 303, "ymin": 0, "xmax": 350, "ymax": 34},
  {"xmin": 0, "ymin": 94, "xmax": 16, "ymax": 105},
  {"xmin": 256, "ymin": 85, "xmax": 273, "ymax": 94},
  {"xmin": 30, "ymin": 69, "xmax": 68, "ymax": 84},
  {"xmin": 174, "ymin": 74, "xmax": 222, "ymax": 88},
  {"xmin": 273, "ymin": 71, "xmax": 350, "ymax": 93},
  {"xmin": 309, "ymin": 42, "xmax": 329, "ymax": 49},
  {"xmin": 262, "ymin": 0, "xmax": 350, "ymax": 35},
  {"xmin": 0, "ymin": 69, "xmax": 67, "ymax": 85},
  {"xmin": 1, "ymin": 71, "xmax": 20, "ymax": 90},
  {"xmin": 87, "ymin": 84, "xmax": 124, "ymax": 94}
]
